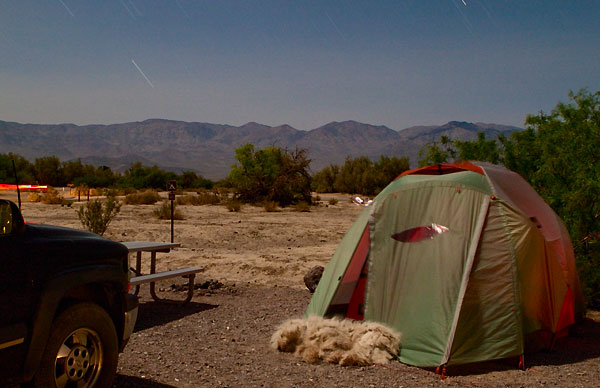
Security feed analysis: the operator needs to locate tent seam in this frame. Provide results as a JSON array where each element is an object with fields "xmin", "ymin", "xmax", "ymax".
[
  {"xmin": 441, "ymin": 195, "xmax": 491, "ymax": 365},
  {"xmin": 363, "ymin": 200, "xmax": 377, "ymax": 319},
  {"xmin": 495, "ymin": 200, "xmax": 525, "ymax": 356}
]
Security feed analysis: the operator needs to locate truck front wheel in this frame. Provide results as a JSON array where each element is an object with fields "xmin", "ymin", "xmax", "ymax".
[{"xmin": 33, "ymin": 303, "xmax": 119, "ymax": 388}]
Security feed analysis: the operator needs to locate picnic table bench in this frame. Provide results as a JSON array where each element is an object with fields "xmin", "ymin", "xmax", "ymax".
[{"xmin": 123, "ymin": 241, "xmax": 204, "ymax": 304}]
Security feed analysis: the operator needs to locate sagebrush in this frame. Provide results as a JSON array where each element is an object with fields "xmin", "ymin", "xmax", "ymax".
[
  {"xmin": 76, "ymin": 196, "xmax": 122, "ymax": 236},
  {"xmin": 154, "ymin": 201, "xmax": 184, "ymax": 220},
  {"xmin": 226, "ymin": 201, "xmax": 241, "ymax": 212},
  {"xmin": 40, "ymin": 187, "xmax": 64, "ymax": 205},
  {"xmin": 263, "ymin": 201, "xmax": 279, "ymax": 212},
  {"xmin": 176, "ymin": 191, "xmax": 220, "ymax": 206},
  {"xmin": 293, "ymin": 201, "xmax": 311, "ymax": 212},
  {"xmin": 124, "ymin": 190, "xmax": 160, "ymax": 205}
]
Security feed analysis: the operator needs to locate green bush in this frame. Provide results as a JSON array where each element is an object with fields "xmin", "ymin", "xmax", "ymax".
[
  {"xmin": 578, "ymin": 254, "xmax": 600, "ymax": 310},
  {"xmin": 76, "ymin": 196, "xmax": 122, "ymax": 236},
  {"xmin": 124, "ymin": 190, "xmax": 160, "ymax": 205},
  {"xmin": 153, "ymin": 201, "xmax": 184, "ymax": 220}
]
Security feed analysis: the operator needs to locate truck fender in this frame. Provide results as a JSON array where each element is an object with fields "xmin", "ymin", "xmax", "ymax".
[{"xmin": 21, "ymin": 264, "xmax": 127, "ymax": 382}]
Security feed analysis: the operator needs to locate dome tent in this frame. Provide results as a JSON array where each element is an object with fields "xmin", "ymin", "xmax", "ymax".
[{"xmin": 306, "ymin": 162, "xmax": 584, "ymax": 368}]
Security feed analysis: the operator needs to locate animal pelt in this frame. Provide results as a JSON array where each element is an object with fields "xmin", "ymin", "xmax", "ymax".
[{"xmin": 271, "ymin": 315, "xmax": 401, "ymax": 366}]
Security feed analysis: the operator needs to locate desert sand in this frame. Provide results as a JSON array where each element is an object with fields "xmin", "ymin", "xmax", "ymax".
[{"xmin": 9, "ymin": 190, "xmax": 362, "ymax": 289}]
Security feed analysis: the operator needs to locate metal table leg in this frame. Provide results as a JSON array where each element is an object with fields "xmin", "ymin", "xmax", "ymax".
[
  {"xmin": 133, "ymin": 251, "xmax": 142, "ymax": 296},
  {"xmin": 149, "ymin": 251, "xmax": 196, "ymax": 305}
]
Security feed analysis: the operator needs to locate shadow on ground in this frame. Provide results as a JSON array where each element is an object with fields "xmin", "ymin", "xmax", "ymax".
[
  {"xmin": 133, "ymin": 300, "xmax": 218, "ymax": 331},
  {"xmin": 434, "ymin": 318, "xmax": 600, "ymax": 377},
  {"xmin": 113, "ymin": 374, "xmax": 177, "ymax": 388}
]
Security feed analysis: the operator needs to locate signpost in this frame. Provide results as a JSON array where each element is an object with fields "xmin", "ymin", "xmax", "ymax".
[{"xmin": 167, "ymin": 180, "xmax": 177, "ymax": 243}]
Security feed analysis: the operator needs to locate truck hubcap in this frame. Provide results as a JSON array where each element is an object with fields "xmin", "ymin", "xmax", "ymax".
[{"xmin": 55, "ymin": 328, "xmax": 103, "ymax": 388}]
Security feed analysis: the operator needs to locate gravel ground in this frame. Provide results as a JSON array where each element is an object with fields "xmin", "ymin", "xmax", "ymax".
[{"xmin": 114, "ymin": 282, "xmax": 600, "ymax": 388}]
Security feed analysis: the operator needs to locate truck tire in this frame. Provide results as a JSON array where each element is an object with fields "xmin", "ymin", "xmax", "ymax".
[{"xmin": 32, "ymin": 303, "xmax": 119, "ymax": 388}]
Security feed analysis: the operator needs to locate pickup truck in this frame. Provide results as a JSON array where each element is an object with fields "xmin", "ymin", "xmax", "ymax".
[{"xmin": 0, "ymin": 199, "xmax": 138, "ymax": 387}]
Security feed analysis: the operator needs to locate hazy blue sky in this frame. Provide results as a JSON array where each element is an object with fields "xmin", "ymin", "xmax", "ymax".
[{"xmin": 1, "ymin": 1, "xmax": 599, "ymax": 130}]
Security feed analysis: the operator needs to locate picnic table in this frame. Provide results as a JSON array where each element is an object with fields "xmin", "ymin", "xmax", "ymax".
[{"xmin": 123, "ymin": 241, "xmax": 203, "ymax": 304}]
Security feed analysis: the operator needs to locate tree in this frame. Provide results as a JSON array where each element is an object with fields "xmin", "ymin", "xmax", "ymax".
[
  {"xmin": 505, "ymin": 90, "xmax": 600, "ymax": 308},
  {"xmin": 455, "ymin": 132, "xmax": 503, "ymax": 164},
  {"xmin": 0, "ymin": 153, "xmax": 35, "ymax": 183},
  {"xmin": 312, "ymin": 164, "xmax": 340, "ymax": 193},
  {"xmin": 334, "ymin": 156, "xmax": 374, "ymax": 194},
  {"xmin": 120, "ymin": 163, "xmax": 176, "ymax": 189},
  {"xmin": 179, "ymin": 171, "xmax": 213, "ymax": 189},
  {"xmin": 418, "ymin": 133, "xmax": 504, "ymax": 167},
  {"xmin": 374, "ymin": 155, "xmax": 410, "ymax": 186},
  {"xmin": 34, "ymin": 156, "xmax": 64, "ymax": 186},
  {"xmin": 312, "ymin": 155, "xmax": 409, "ymax": 196},
  {"xmin": 417, "ymin": 136, "xmax": 457, "ymax": 166},
  {"xmin": 228, "ymin": 144, "xmax": 312, "ymax": 206},
  {"xmin": 62, "ymin": 159, "xmax": 87, "ymax": 184}
]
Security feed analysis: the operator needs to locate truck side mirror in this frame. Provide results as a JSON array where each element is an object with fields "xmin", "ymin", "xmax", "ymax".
[{"xmin": 0, "ymin": 200, "xmax": 25, "ymax": 235}]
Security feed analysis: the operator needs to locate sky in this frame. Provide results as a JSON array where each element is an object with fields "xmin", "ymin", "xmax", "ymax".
[{"xmin": 1, "ymin": 1, "xmax": 599, "ymax": 131}]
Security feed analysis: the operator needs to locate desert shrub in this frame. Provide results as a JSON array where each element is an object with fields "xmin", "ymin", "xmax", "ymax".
[
  {"xmin": 263, "ymin": 201, "xmax": 279, "ymax": 212},
  {"xmin": 28, "ymin": 192, "xmax": 41, "ymax": 202},
  {"xmin": 313, "ymin": 195, "xmax": 321, "ymax": 202},
  {"xmin": 328, "ymin": 198, "xmax": 338, "ymax": 205},
  {"xmin": 293, "ymin": 201, "xmax": 311, "ymax": 212},
  {"xmin": 153, "ymin": 201, "xmax": 184, "ymax": 220},
  {"xmin": 40, "ymin": 188, "xmax": 64, "ymax": 204},
  {"xmin": 74, "ymin": 184, "xmax": 88, "ymax": 194},
  {"xmin": 124, "ymin": 190, "xmax": 160, "ymax": 205},
  {"xmin": 198, "ymin": 191, "xmax": 221, "ymax": 205},
  {"xmin": 176, "ymin": 195, "xmax": 194, "ymax": 205},
  {"xmin": 119, "ymin": 187, "xmax": 137, "ymax": 196},
  {"xmin": 225, "ymin": 200, "xmax": 241, "ymax": 212},
  {"xmin": 76, "ymin": 196, "xmax": 122, "ymax": 236},
  {"xmin": 103, "ymin": 188, "xmax": 118, "ymax": 197},
  {"xmin": 61, "ymin": 199, "xmax": 73, "ymax": 207},
  {"xmin": 89, "ymin": 188, "xmax": 102, "ymax": 197},
  {"xmin": 176, "ymin": 191, "xmax": 220, "ymax": 206}
]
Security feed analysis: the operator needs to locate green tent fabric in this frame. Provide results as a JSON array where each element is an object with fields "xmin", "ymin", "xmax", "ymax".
[{"xmin": 305, "ymin": 162, "xmax": 584, "ymax": 368}]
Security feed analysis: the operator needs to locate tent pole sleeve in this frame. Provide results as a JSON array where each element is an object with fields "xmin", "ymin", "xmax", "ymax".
[{"xmin": 441, "ymin": 196, "xmax": 491, "ymax": 365}]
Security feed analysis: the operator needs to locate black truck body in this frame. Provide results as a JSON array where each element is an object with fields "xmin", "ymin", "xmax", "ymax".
[{"xmin": 0, "ymin": 199, "xmax": 138, "ymax": 387}]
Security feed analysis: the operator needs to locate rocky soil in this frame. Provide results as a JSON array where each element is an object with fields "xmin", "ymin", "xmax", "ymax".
[{"xmin": 114, "ymin": 283, "xmax": 600, "ymax": 388}]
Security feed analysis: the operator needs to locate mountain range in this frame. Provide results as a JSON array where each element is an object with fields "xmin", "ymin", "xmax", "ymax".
[{"xmin": 0, "ymin": 119, "xmax": 522, "ymax": 179}]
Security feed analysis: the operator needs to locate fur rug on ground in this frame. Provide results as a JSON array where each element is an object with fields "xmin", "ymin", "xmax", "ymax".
[{"xmin": 271, "ymin": 315, "xmax": 401, "ymax": 366}]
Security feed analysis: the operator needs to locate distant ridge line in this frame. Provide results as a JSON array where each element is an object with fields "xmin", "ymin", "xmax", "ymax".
[{"xmin": 0, "ymin": 119, "xmax": 522, "ymax": 179}]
